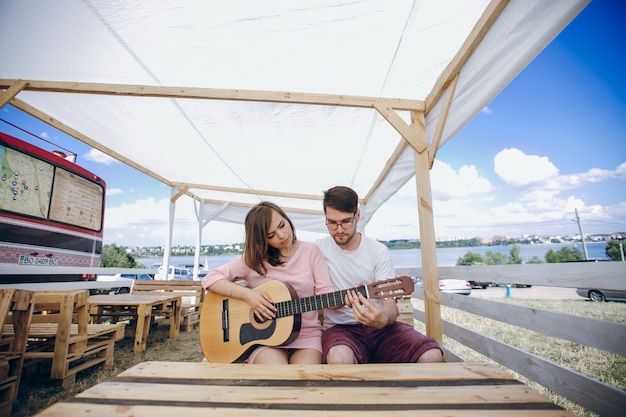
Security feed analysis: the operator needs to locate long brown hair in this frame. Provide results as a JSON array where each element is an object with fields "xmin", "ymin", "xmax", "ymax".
[{"xmin": 243, "ymin": 201, "xmax": 297, "ymax": 276}]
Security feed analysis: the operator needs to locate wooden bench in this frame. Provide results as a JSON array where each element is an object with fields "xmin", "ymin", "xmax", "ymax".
[
  {"xmin": 4, "ymin": 290, "xmax": 125, "ymax": 388},
  {"xmin": 131, "ymin": 280, "xmax": 204, "ymax": 332},
  {"xmin": 0, "ymin": 289, "xmax": 34, "ymax": 417},
  {"xmin": 32, "ymin": 361, "xmax": 576, "ymax": 416}
]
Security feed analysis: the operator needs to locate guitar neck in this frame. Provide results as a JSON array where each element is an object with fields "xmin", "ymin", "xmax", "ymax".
[{"xmin": 274, "ymin": 286, "xmax": 367, "ymax": 318}]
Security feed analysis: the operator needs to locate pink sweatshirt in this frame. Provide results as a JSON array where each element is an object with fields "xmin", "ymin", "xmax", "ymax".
[{"xmin": 202, "ymin": 241, "xmax": 335, "ymax": 355}]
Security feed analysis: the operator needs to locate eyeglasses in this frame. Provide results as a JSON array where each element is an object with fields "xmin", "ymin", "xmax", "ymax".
[{"xmin": 325, "ymin": 214, "xmax": 356, "ymax": 230}]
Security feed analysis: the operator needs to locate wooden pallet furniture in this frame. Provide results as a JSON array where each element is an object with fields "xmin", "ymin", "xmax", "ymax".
[
  {"xmin": 32, "ymin": 361, "xmax": 576, "ymax": 416},
  {"xmin": 131, "ymin": 280, "xmax": 204, "ymax": 332},
  {"xmin": 0, "ymin": 289, "xmax": 34, "ymax": 417},
  {"xmin": 88, "ymin": 293, "xmax": 181, "ymax": 353},
  {"xmin": 9, "ymin": 290, "xmax": 125, "ymax": 388}
]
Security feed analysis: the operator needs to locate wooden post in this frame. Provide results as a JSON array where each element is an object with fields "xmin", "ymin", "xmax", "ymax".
[{"xmin": 411, "ymin": 110, "xmax": 443, "ymax": 346}]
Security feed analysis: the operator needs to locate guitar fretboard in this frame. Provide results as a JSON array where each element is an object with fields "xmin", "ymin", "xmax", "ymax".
[{"xmin": 274, "ymin": 286, "xmax": 367, "ymax": 318}]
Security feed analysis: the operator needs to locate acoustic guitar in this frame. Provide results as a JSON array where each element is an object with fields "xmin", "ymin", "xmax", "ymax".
[{"xmin": 200, "ymin": 276, "xmax": 414, "ymax": 363}]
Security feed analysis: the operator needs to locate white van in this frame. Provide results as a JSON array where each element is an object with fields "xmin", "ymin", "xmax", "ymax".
[{"xmin": 154, "ymin": 265, "xmax": 192, "ymax": 281}]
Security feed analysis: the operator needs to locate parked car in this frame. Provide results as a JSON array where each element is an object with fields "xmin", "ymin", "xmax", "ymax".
[
  {"xmin": 154, "ymin": 265, "xmax": 193, "ymax": 281},
  {"xmin": 179, "ymin": 264, "xmax": 209, "ymax": 279},
  {"xmin": 413, "ymin": 277, "xmax": 471, "ymax": 295},
  {"xmin": 97, "ymin": 273, "xmax": 153, "ymax": 282},
  {"xmin": 469, "ymin": 280, "xmax": 493, "ymax": 289},
  {"xmin": 96, "ymin": 273, "xmax": 153, "ymax": 294},
  {"xmin": 439, "ymin": 279, "xmax": 471, "ymax": 295},
  {"xmin": 576, "ymin": 288, "xmax": 626, "ymax": 302}
]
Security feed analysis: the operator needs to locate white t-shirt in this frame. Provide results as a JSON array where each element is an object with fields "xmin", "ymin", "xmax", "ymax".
[{"xmin": 317, "ymin": 234, "xmax": 395, "ymax": 328}]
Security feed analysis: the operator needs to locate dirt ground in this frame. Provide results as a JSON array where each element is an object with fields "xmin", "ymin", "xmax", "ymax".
[{"xmin": 469, "ymin": 285, "xmax": 581, "ymax": 300}]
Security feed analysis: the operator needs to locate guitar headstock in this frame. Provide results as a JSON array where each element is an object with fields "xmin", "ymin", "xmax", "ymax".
[{"xmin": 366, "ymin": 276, "xmax": 414, "ymax": 299}]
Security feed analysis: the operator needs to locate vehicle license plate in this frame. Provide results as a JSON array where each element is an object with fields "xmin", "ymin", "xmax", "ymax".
[{"xmin": 18, "ymin": 255, "xmax": 59, "ymax": 266}]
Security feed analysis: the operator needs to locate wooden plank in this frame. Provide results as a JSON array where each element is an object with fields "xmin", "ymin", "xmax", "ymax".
[
  {"xmin": 76, "ymin": 381, "xmax": 557, "ymax": 407},
  {"xmin": 30, "ymin": 403, "xmax": 578, "ymax": 417},
  {"xmin": 117, "ymin": 361, "xmax": 513, "ymax": 382},
  {"xmin": 0, "ymin": 79, "xmax": 425, "ymax": 111}
]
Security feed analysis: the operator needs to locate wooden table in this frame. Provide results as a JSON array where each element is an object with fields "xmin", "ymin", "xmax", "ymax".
[
  {"xmin": 88, "ymin": 294, "xmax": 181, "ymax": 353},
  {"xmin": 32, "ymin": 361, "xmax": 576, "ymax": 416}
]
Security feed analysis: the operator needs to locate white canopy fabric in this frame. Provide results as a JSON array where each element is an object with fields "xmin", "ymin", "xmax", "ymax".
[{"xmin": 0, "ymin": 0, "xmax": 589, "ymax": 236}]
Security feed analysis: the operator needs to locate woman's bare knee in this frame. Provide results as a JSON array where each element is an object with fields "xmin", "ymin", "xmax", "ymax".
[{"xmin": 289, "ymin": 349, "xmax": 322, "ymax": 364}]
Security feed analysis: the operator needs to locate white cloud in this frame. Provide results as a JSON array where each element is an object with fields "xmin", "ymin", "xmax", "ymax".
[
  {"xmin": 431, "ymin": 160, "xmax": 494, "ymax": 200},
  {"xmin": 83, "ymin": 148, "xmax": 119, "ymax": 165},
  {"xmin": 481, "ymin": 106, "xmax": 492, "ymax": 114},
  {"xmin": 494, "ymin": 148, "xmax": 558, "ymax": 186},
  {"xmin": 106, "ymin": 188, "xmax": 124, "ymax": 196}
]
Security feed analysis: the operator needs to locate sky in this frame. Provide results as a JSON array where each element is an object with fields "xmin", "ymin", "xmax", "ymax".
[{"xmin": 1, "ymin": 0, "xmax": 625, "ymax": 247}]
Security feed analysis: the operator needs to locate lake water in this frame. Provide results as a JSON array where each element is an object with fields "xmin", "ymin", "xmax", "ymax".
[{"xmin": 137, "ymin": 242, "xmax": 609, "ymax": 270}]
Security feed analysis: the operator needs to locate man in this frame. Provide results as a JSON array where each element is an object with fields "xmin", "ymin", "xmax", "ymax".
[{"xmin": 317, "ymin": 186, "xmax": 444, "ymax": 364}]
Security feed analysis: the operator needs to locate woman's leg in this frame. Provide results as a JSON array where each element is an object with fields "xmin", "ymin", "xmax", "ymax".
[
  {"xmin": 289, "ymin": 348, "xmax": 322, "ymax": 364},
  {"xmin": 250, "ymin": 347, "xmax": 289, "ymax": 364}
]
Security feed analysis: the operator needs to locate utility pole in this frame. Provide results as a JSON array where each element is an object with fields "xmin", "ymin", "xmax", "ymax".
[{"xmin": 575, "ymin": 208, "xmax": 589, "ymax": 260}]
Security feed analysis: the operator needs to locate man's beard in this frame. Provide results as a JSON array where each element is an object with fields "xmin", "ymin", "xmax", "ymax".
[{"xmin": 333, "ymin": 230, "xmax": 355, "ymax": 247}]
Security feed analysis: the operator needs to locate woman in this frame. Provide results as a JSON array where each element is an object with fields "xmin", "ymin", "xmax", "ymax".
[{"xmin": 202, "ymin": 201, "xmax": 335, "ymax": 364}]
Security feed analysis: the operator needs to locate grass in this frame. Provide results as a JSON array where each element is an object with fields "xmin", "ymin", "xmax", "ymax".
[
  {"xmin": 411, "ymin": 297, "xmax": 626, "ymax": 417},
  {"xmin": 12, "ymin": 299, "xmax": 625, "ymax": 417}
]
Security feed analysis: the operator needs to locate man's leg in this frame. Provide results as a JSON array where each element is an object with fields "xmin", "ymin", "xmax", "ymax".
[
  {"xmin": 326, "ymin": 345, "xmax": 358, "ymax": 364},
  {"xmin": 416, "ymin": 347, "xmax": 444, "ymax": 363},
  {"xmin": 322, "ymin": 325, "xmax": 368, "ymax": 364}
]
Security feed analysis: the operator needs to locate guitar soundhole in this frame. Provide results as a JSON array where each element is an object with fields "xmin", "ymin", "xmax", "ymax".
[{"xmin": 249, "ymin": 310, "xmax": 273, "ymax": 330}]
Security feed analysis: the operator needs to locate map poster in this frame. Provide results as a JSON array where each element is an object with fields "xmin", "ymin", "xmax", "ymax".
[
  {"xmin": 0, "ymin": 145, "xmax": 54, "ymax": 218},
  {"xmin": 49, "ymin": 168, "xmax": 103, "ymax": 231}
]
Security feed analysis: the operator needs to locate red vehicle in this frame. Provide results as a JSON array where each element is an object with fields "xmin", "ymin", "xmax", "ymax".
[{"xmin": 0, "ymin": 131, "xmax": 105, "ymax": 284}]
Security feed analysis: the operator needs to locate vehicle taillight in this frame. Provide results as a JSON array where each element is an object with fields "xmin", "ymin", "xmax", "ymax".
[{"xmin": 82, "ymin": 273, "xmax": 96, "ymax": 281}]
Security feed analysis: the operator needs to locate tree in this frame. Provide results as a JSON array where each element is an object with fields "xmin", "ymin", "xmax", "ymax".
[
  {"xmin": 544, "ymin": 247, "xmax": 584, "ymax": 263},
  {"xmin": 456, "ymin": 251, "xmax": 484, "ymax": 266},
  {"xmin": 101, "ymin": 244, "xmax": 142, "ymax": 268},
  {"xmin": 507, "ymin": 245, "xmax": 523, "ymax": 264},
  {"xmin": 605, "ymin": 240, "xmax": 625, "ymax": 261},
  {"xmin": 483, "ymin": 251, "xmax": 508, "ymax": 265},
  {"xmin": 526, "ymin": 256, "xmax": 544, "ymax": 264}
]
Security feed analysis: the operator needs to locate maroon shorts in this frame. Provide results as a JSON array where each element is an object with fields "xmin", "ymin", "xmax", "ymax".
[{"xmin": 322, "ymin": 322, "xmax": 442, "ymax": 364}]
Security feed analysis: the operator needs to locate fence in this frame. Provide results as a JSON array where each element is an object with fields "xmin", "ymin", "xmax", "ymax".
[{"xmin": 397, "ymin": 262, "xmax": 626, "ymax": 417}]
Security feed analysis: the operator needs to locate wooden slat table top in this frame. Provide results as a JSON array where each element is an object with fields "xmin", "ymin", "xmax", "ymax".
[
  {"xmin": 2, "ymin": 323, "xmax": 123, "ymax": 338},
  {"xmin": 88, "ymin": 293, "xmax": 182, "ymax": 307},
  {"xmin": 33, "ymin": 361, "xmax": 576, "ymax": 417},
  {"xmin": 88, "ymin": 294, "xmax": 182, "ymax": 353}
]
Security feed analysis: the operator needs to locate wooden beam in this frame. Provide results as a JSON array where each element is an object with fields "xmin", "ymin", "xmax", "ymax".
[
  {"xmin": 429, "ymin": 73, "xmax": 459, "ymax": 167},
  {"xmin": 199, "ymin": 198, "xmax": 324, "ymax": 216},
  {"xmin": 0, "ymin": 79, "xmax": 425, "ymax": 112},
  {"xmin": 171, "ymin": 186, "xmax": 189, "ymax": 203},
  {"xmin": 411, "ymin": 110, "xmax": 443, "ymax": 346},
  {"xmin": 0, "ymin": 79, "xmax": 28, "ymax": 107},
  {"xmin": 425, "ymin": 0, "xmax": 508, "ymax": 114},
  {"xmin": 169, "ymin": 182, "xmax": 324, "ymax": 202},
  {"xmin": 374, "ymin": 100, "xmax": 425, "ymax": 153}
]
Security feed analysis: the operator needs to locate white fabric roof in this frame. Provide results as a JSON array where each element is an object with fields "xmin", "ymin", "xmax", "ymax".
[{"xmin": 0, "ymin": 0, "xmax": 589, "ymax": 236}]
